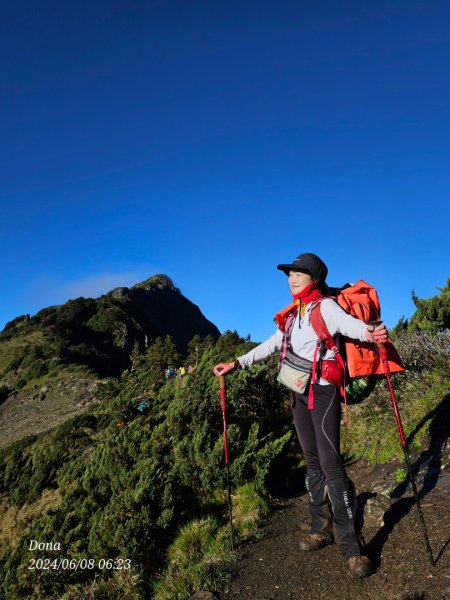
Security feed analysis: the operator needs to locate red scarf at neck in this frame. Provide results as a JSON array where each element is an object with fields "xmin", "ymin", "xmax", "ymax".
[{"xmin": 274, "ymin": 282, "xmax": 323, "ymax": 331}]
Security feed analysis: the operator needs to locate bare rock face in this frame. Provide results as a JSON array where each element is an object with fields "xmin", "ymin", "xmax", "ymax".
[
  {"xmin": 127, "ymin": 274, "xmax": 220, "ymax": 354},
  {"xmin": 110, "ymin": 287, "xmax": 131, "ymax": 300},
  {"xmin": 0, "ymin": 377, "xmax": 102, "ymax": 448}
]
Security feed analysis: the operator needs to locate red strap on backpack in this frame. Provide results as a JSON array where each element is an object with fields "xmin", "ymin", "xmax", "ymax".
[{"xmin": 308, "ymin": 300, "xmax": 349, "ymax": 424}]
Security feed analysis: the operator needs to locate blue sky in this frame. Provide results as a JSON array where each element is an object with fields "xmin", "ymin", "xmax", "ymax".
[{"xmin": 1, "ymin": 0, "xmax": 449, "ymax": 343}]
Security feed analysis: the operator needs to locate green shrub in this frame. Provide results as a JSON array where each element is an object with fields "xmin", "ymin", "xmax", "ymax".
[
  {"xmin": 59, "ymin": 569, "xmax": 142, "ymax": 600},
  {"xmin": 25, "ymin": 360, "xmax": 49, "ymax": 381}
]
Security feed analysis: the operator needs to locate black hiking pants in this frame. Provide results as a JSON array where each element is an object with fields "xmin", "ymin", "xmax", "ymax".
[{"xmin": 293, "ymin": 384, "xmax": 361, "ymax": 557}]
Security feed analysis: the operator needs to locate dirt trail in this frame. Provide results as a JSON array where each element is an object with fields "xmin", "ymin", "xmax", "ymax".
[{"xmin": 219, "ymin": 447, "xmax": 450, "ymax": 600}]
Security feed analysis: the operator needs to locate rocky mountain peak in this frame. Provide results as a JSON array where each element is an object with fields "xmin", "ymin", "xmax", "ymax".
[
  {"xmin": 132, "ymin": 274, "xmax": 179, "ymax": 293},
  {"xmin": 0, "ymin": 272, "xmax": 220, "ymax": 387}
]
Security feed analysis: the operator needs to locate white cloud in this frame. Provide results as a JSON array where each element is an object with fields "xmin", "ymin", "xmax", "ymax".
[
  {"xmin": 24, "ymin": 266, "xmax": 164, "ymax": 311},
  {"xmin": 60, "ymin": 272, "xmax": 142, "ymax": 299}
]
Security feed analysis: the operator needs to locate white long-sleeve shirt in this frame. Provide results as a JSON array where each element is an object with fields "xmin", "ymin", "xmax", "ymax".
[{"xmin": 237, "ymin": 298, "xmax": 369, "ymax": 369}]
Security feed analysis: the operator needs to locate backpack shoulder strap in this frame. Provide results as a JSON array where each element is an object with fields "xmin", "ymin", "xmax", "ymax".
[
  {"xmin": 279, "ymin": 309, "xmax": 297, "ymax": 363},
  {"xmin": 309, "ymin": 297, "xmax": 339, "ymax": 355},
  {"xmin": 309, "ymin": 297, "xmax": 349, "ymax": 423}
]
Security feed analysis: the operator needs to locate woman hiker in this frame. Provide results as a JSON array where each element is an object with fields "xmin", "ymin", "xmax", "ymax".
[{"xmin": 213, "ymin": 252, "xmax": 388, "ymax": 579}]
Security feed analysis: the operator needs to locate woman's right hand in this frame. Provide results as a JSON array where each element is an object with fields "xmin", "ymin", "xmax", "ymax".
[
  {"xmin": 365, "ymin": 322, "xmax": 388, "ymax": 344},
  {"xmin": 213, "ymin": 361, "xmax": 239, "ymax": 377}
]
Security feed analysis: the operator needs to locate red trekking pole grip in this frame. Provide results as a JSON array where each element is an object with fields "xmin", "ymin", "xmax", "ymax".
[{"xmin": 219, "ymin": 374, "xmax": 226, "ymax": 407}]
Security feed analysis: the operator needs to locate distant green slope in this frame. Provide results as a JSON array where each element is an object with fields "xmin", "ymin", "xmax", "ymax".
[
  {"xmin": 0, "ymin": 274, "xmax": 220, "ymax": 448},
  {"xmin": 0, "ymin": 274, "xmax": 219, "ymax": 391}
]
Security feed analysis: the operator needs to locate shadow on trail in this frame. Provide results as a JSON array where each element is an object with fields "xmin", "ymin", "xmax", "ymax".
[
  {"xmin": 434, "ymin": 535, "xmax": 450, "ymax": 566},
  {"xmin": 359, "ymin": 393, "xmax": 450, "ymax": 568},
  {"xmin": 365, "ymin": 496, "xmax": 450, "ymax": 568},
  {"xmin": 390, "ymin": 393, "xmax": 450, "ymax": 500},
  {"xmin": 363, "ymin": 496, "xmax": 416, "ymax": 567}
]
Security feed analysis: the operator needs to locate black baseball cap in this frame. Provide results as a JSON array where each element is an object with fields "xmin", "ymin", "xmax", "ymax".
[{"xmin": 277, "ymin": 253, "xmax": 328, "ymax": 281}]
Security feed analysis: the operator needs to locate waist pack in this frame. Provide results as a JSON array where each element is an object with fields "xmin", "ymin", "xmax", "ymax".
[{"xmin": 277, "ymin": 350, "xmax": 313, "ymax": 393}]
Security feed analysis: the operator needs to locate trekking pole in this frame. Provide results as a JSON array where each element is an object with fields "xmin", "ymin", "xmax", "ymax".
[
  {"xmin": 219, "ymin": 374, "xmax": 236, "ymax": 550},
  {"xmin": 374, "ymin": 331, "xmax": 434, "ymax": 566}
]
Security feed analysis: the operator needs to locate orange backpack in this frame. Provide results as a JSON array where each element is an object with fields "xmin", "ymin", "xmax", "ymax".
[{"xmin": 309, "ymin": 280, "xmax": 404, "ymax": 416}]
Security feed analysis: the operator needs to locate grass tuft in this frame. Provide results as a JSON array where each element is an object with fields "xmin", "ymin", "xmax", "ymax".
[
  {"xmin": 59, "ymin": 568, "xmax": 142, "ymax": 600},
  {"xmin": 153, "ymin": 483, "xmax": 268, "ymax": 600}
]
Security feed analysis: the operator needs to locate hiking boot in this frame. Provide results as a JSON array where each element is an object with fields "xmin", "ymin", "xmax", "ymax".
[
  {"xmin": 299, "ymin": 532, "xmax": 332, "ymax": 552},
  {"xmin": 347, "ymin": 555, "xmax": 374, "ymax": 578}
]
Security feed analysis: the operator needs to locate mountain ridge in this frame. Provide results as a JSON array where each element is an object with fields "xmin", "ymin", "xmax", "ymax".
[{"xmin": 0, "ymin": 273, "xmax": 220, "ymax": 446}]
